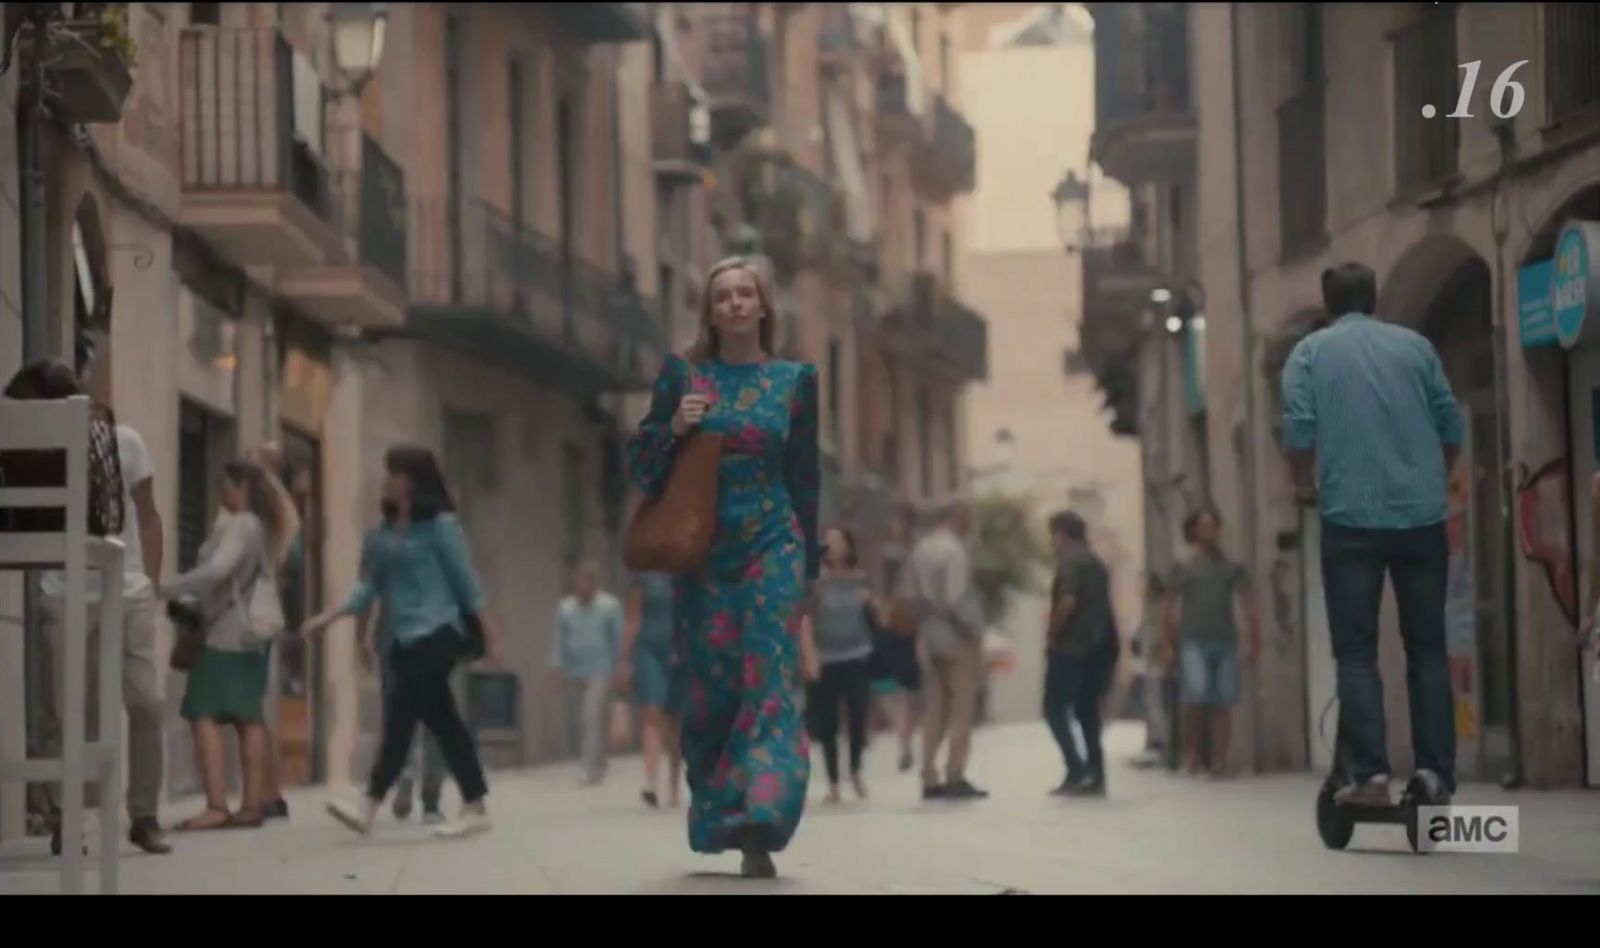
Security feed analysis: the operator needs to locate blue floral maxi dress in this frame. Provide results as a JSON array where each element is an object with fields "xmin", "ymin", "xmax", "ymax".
[{"xmin": 628, "ymin": 354, "xmax": 820, "ymax": 855}]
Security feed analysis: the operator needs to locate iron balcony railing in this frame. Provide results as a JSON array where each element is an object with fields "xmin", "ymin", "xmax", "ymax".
[
  {"xmin": 897, "ymin": 272, "xmax": 989, "ymax": 382},
  {"xmin": 1278, "ymin": 85, "xmax": 1327, "ymax": 257},
  {"xmin": 1545, "ymin": 3, "xmax": 1600, "ymax": 123},
  {"xmin": 1392, "ymin": 9, "xmax": 1459, "ymax": 192},
  {"xmin": 739, "ymin": 156, "xmax": 843, "ymax": 281},
  {"xmin": 702, "ymin": 6, "xmax": 770, "ymax": 123},
  {"xmin": 409, "ymin": 197, "xmax": 665, "ymax": 359},
  {"xmin": 178, "ymin": 26, "xmax": 340, "ymax": 229},
  {"xmin": 921, "ymin": 94, "xmax": 976, "ymax": 193},
  {"xmin": 356, "ymin": 133, "xmax": 407, "ymax": 287},
  {"xmin": 1091, "ymin": 3, "xmax": 1192, "ymax": 131}
]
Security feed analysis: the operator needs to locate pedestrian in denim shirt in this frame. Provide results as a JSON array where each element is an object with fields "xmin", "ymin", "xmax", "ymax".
[{"xmin": 304, "ymin": 445, "xmax": 503, "ymax": 839}]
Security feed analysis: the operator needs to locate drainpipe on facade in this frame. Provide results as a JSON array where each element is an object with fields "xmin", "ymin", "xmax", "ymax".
[
  {"xmin": 1488, "ymin": 122, "xmax": 1523, "ymax": 788},
  {"xmin": 17, "ymin": 9, "xmax": 53, "ymax": 825},
  {"xmin": 20, "ymin": 7, "xmax": 47, "ymax": 361},
  {"xmin": 1228, "ymin": 2, "xmax": 1264, "ymax": 773}
]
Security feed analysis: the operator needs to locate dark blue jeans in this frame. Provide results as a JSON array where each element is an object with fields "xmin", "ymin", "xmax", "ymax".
[
  {"xmin": 1321, "ymin": 521, "xmax": 1456, "ymax": 793},
  {"xmin": 1043, "ymin": 648, "xmax": 1114, "ymax": 783}
]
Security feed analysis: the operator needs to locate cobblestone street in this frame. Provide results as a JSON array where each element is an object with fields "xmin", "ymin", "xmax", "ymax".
[{"xmin": 3, "ymin": 722, "xmax": 1597, "ymax": 894}]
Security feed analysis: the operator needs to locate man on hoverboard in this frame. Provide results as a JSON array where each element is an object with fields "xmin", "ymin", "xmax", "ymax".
[{"xmin": 1281, "ymin": 262, "xmax": 1462, "ymax": 807}]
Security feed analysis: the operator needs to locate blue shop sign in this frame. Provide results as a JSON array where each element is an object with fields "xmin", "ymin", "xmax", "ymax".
[
  {"xmin": 1553, "ymin": 221, "xmax": 1600, "ymax": 349},
  {"xmin": 1517, "ymin": 260, "xmax": 1555, "ymax": 348}
]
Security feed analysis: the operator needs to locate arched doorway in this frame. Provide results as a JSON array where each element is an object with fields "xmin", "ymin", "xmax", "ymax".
[{"xmin": 1384, "ymin": 239, "xmax": 1513, "ymax": 785}]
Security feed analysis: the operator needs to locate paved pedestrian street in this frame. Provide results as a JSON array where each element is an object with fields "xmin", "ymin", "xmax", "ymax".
[{"xmin": 2, "ymin": 722, "xmax": 1596, "ymax": 894}]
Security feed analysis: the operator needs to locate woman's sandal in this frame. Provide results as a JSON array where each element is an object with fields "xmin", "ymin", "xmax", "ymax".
[
  {"xmin": 225, "ymin": 809, "xmax": 265, "ymax": 829},
  {"xmin": 175, "ymin": 808, "xmax": 232, "ymax": 832}
]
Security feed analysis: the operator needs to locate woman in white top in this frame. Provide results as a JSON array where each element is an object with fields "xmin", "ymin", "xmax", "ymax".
[{"xmin": 160, "ymin": 458, "xmax": 296, "ymax": 831}]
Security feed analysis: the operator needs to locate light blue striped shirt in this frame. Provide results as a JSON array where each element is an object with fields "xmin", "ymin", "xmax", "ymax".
[{"xmin": 1281, "ymin": 312, "xmax": 1464, "ymax": 530}]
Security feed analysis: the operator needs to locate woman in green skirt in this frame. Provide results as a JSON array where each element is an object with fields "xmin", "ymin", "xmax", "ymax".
[{"xmin": 161, "ymin": 458, "xmax": 296, "ymax": 831}]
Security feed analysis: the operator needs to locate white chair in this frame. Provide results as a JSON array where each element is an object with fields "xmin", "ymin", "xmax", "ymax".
[{"xmin": 0, "ymin": 396, "xmax": 126, "ymax": 895}]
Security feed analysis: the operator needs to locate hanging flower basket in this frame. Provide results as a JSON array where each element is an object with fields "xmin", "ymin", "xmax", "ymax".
[{"xmin": 22, "ymin": 13, "xmax": 136, "ymax": 124}]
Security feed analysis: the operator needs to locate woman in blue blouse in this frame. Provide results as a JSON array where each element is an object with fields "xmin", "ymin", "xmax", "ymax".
[
  {"xmin": 301, "ymin": 445, "xmax": 502, "ymax": 839},
  {"xmin": 629, "ymin": 256, "xmax": 820, "ymax": 880}
]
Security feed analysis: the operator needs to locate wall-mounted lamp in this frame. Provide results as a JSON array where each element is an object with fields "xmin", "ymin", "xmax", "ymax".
[
  {"xmin": 327, "ymin": 2, "xmax": 388, "ymax": 95},
  {"xmin": 1151, "ymin": 287, "xmax": 1173, "ymax": 305}
]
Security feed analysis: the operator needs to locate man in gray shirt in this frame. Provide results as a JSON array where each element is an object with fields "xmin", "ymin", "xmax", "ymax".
[
  {"xmin": 909, "ymin": 499, "xmax": 988, "ymax": 801},
  {"xmin": 1043, "ymin": 511, "xmax": 1114, "ymax": 796}
]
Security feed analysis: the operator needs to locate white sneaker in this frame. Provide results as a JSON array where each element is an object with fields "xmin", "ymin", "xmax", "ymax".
[
  {"xmin": 434, "ymin": 805, "xmax": 491, "ymax": 839},
  {"xmin": 326, "ymin": 798, "xmax": 375, "ymax": 836}
]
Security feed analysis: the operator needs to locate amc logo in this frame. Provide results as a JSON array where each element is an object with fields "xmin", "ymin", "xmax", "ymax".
[{"xmin": 1418, "ymin": 806, "xmax": 1520, "ymax": 853}]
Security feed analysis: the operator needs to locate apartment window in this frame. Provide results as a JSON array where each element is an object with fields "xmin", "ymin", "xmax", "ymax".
[
  {"xmin": 916, "ymin": 388, "xmax": 932, "ymax": 497},
  {"xmin": 190, "ymin": 3, "xmax": 220, "ymax": 26},
  {"xmin": 913, "ymin": 209, "xmax": 927, "ymax": 269},
  {"xmin": 562, "ymin": 442, "xmax": 585, "ymax": 567},
  {"xmin": 444, "ymin": 410, "xmax": 498, "ymax": 504},
  {"xmin": 509, "ymin": 57, "xmax": 526, "ymax": 235},
  {"xmin": 1392, "ymin": 6, "xmax": 1459, "ymax": 193},
  {"xmin": 1279, "ymin": 3, "xmax": 1326, "ymax": 257},
  {"xmin": 827, "ymin": 338, "xmax": 843, "ymax": 450},
  {"xmin": 941, "ymin": 230, "xmax": 953, "ymax": 284},
  {"xmin": 1546, "ymin": 4, "xmax": 1600, "ymax": 123}
]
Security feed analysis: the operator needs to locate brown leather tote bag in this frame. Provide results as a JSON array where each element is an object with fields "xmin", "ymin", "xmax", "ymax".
[{"xmin": 622, "ymin": 367, "xmax": 722, "ymax": 574}]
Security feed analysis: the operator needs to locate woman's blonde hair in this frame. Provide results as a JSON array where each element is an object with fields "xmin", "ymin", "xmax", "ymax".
[{"xmin": 683, "ymin": 255, "xmax": 778, "ymax": 362}]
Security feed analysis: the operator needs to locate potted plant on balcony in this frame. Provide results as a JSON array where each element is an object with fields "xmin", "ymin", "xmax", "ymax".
[{"xmin": 19, "ymin": 4, "xmax": 138, "ymax": 124}]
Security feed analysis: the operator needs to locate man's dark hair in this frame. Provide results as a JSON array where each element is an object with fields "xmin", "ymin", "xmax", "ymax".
[
  {"xmin": 1321, "ymin": 262, "xmax": 1377, "ymax": 318},
  {"xmin": 4, "ymin": 359, "xmax": 83, "ymax": 400},
  {"xmin": 1049, "ymin": 510, "xmax": 1087, "ymax": 541},
  {"xmin": 1182, "ymin": 505, "xmax": 1223, "ymax": 544}
]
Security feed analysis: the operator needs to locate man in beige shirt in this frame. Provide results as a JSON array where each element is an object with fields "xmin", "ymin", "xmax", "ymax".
[{"xmin": 909, "ymin": 499, "xmax": 989, "ymax": 801}]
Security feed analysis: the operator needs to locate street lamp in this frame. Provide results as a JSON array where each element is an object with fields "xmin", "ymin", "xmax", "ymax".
[
  {"xmin": 1051, "ymin": 169, "xmax": 1091, "ymax": 253},
  {"xmin": 327, "ymin": 2, "xmax": 388, "ymax": 95}
]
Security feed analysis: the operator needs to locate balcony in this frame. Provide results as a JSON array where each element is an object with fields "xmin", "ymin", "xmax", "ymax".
[
  {"xmin": 875, "ymin": 70, "xmax": 920, "ymax": 144},
  {"xmin": 701, "ymin": 8, "xmax": 770, "ymax": 147},
  {"xmin": 407, "ymin": 198, "xmax": 667, "ymax": 396},
  {"xmin": 879, "ymin": 272, "xmax": 989, "ymax": 384},
  {"xmin": 178, "ymin": 27, "xmax": 344, "ymax": 271},
  {"xmin": 1079, "ymin": 228, "xmax": 1156, "ymax": 366},
  {"xmin": 1078, "ymin": 228, "xmax": 1156, "ymax": 436},
  {"xmin": 1088, "ymin": 3, "xmax": 1195, "ymax": 185},
  {"xmin": 277, "ymin": 133, "xmax": 409, "ymax": 330},
  {"xmin": 736, "ymin": 155, "xmax": 845, "ymax": 284},
  {"xmin": 542, "ymin": 2, "xmax": 650, "ymax": 45},
  {"xmin": 912, "ymin": 95, "xmax": 977, "ymax": 199},
  {"xmin": 651, "ymin": 81, "xmax": 712, "ymax": 185}
]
